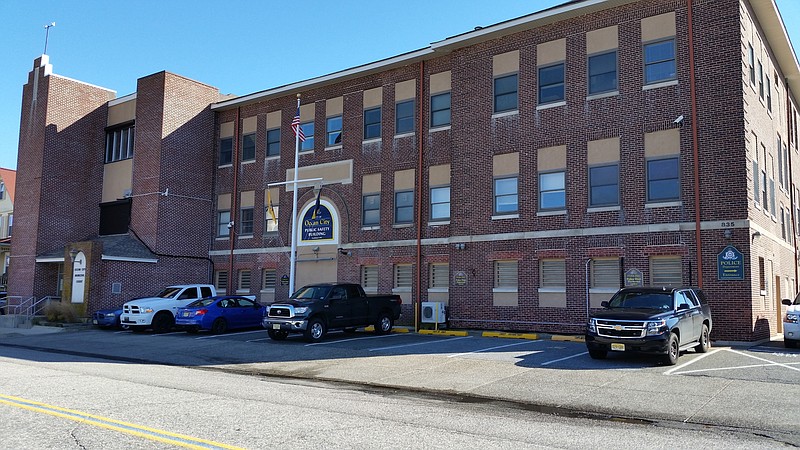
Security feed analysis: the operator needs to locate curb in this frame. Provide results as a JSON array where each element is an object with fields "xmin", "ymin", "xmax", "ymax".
[
  {"xmin": 551, "ymin": 335, "xmax": 585, "ymax": 343},
  {"xmin": 482, "ymin": 331, "xmax": 539, "ymax": 340},
  {"xmin": 418, "ymin": 329, "xmax": 469, "ymax": 337}
]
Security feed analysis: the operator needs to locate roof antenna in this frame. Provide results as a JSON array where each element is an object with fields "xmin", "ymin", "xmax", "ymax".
[{"xmin": 43, "ymin": 22, "xmax": 55, "ymax": 55}]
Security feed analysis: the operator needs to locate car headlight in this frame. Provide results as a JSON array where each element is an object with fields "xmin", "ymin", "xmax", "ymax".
[
  {"xmin": 140, "ymin": 307, "xmax": 154, "ymax": 314},
  {"xmin": 646, "ymin": 319, "xmax": 667, "ymax": 336},
  {"xmin": 293, "ymin": 306, "xmax": 309, "ymax": 315},
  {"xmin": 105, "ymin": 313, "xmax": 116, "ymax": 318},
  {"xmin": 785, "ymin": 314, "xmax": 799, "ymax": 324},
  {"xmin": 587, "ymin": 318, "xmax": 597, "ymax": 333}
]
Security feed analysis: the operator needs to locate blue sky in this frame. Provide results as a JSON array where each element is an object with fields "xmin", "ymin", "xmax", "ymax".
[{"xmin": 1, "ymin": 1, "xmax": 798, "ymax": 171}]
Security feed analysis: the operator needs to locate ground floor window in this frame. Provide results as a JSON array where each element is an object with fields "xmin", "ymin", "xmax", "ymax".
[{"xmin": 650, "ymin": 256, "xmax": 681, "ymax": 286}]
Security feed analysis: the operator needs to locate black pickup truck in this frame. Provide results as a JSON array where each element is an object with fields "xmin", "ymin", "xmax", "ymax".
[
  {"xmin": 262, "ymin": 283, "xmax": 402, "ymax": 342},
  {"xmin": 585, "ymin": 287, "xmax": 712, "ymax": 365}
]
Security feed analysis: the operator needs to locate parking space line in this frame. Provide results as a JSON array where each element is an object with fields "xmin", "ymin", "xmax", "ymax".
[
  {"xmin": 306, "ymin": 333, "xmax": 404, "ymax": 346},
  {"xmin": 726, "ymin": 348, "xmax": 800, "ymax": 372},
  {"xmin": 663, "ymin": 348, "xmax": 723, "ymax": 375},
  {"xmin": 369, "ymin": 336, "xmax": 473, "ymax": 352},
  {"xmin": 540, "ymin": 351, "xmax": 588, "ymax": 366},
  {"xmin": 195, "ymin": 330, "xmax": 265, "ymax": 340},
  {"xmin": 447, "ymin": 340, "xmax": 540, "ymax": 358},
  {"xmin": 246, "ymin": 338, "xmax": 271, "ymax": 343},
  {"xmin": 150, "ymin": 332, "xmax": 186, "ymax": 337},
  {"xmin": 671, "ymin": 361, "xmax": 800, "ymax": 375}
]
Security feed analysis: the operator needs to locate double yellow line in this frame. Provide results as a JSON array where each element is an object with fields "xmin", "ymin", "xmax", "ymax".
[{"xmin": 0, "ymin": 394, "xmax": 244, "ymax": 449}]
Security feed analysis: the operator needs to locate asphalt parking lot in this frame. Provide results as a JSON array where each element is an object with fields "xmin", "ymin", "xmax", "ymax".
[{"xmin": 97, "ymin": 326, "xmax": 800, "ymax": 385}]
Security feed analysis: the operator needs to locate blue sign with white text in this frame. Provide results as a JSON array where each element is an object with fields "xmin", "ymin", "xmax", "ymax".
[
  {"xmin": 717, "ymin": 245, "xmax": 744, "ymax": 280},
  {"xmin": 301, "ymin": 205, "xmax": 333, "ymax": 241}
]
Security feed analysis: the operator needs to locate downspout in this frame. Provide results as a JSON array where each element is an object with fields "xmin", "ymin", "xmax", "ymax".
[
  {"xmin": 687, "ymin": 0, "xmax": 704, "ymax": 287},
  {"xmin": 415, "ymin": 60, "xmax": 425, "ymax": 332},
  {"xmin": 787, "ymin": 78, "xmax": 797, "ymax": 292},
  {"xmin": 228, "ymin": 107, "xmax": 240, "ymax": 295}
]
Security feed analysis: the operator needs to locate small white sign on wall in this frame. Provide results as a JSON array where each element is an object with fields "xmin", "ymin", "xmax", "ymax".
[{"xmin": 71, "ymin": 251, "xmax": 86, "ymax": 304}]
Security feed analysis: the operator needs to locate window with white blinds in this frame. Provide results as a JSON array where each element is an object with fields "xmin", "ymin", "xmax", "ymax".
[
  {"xmin": 540, "ymin": 259, "xmax": 566, "ymax": 288},
  {"xmin": 650, "ymin": 256, "xmax": 682, "ymax": 286},
  {"xmin": 494, "ymin": 260, "xmax": 518, "ymax": 288},
  {"xmin": 429, "ymin": 263, "xmax": 449, "ymax": 289},
  {"xmin": 238, "ymin": 270, "xmax": 251, "ymax": 291},
  {"xmin": 215, "ymin": 271, "xmax": 228, "ymax": 291},
  {"xmin": 591, "ymin": 258, "xmax": 620, "ymax": 289},
  {"xmin": 394, "ymin": 264, "xmax": 413, "ymax": 289},
  {"xmin": 361, "ymin": 266, "xmax": 378, "ymax": 291},
  {"xmin": 262, "ymin": 269, "xmax": 276, "ymax": 289}
]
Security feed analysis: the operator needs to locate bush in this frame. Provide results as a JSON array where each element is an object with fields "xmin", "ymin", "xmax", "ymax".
[{"xmin": 43, "ymin": 301, "xmax": 79, "ymax": 323}]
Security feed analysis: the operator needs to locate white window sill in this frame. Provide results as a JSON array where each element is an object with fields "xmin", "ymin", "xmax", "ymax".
[
  {"xmin": 491, "ymin": 214, "xmax": 519, "ymax": 220},
  {"xmin": 428, "ymin": 220, "xmax": 450, "ymax": 226},
  {"xmin": 587, "ymin": 205, "xmax": 620, "ymax": 213},
  {"xmin": 299, "ymin": 150, "xmax": 314, "ymax": 155},
  {"xmin": 216, "ymin": 237, "xmax": 230, "ymax": 241},
  {"xmin": 430, "ymin": 125, "xmax": 451, "ymax": 133},
  {"xmin": 537, "ymin": 210, "xmax": 566, "ymax": 217},
  {"xmin": 536, "ymin": 101, "xmax": 566, "ymax": 110},
  {"xmin": 645, "ymin": 201, "xmax": 682, "ymax": 208},
  {"xmin": 538, "ymin": 288, "xmax": 566, "ymax": 294},
  {"xmin": 586, "ymin": 91, "xmax": 619, "ymax": 101},
  {"xmin": 218, "ymin": 164, "xmax": 232, "ymax": 169},
  {"xmin": 361, "ymin": 226, "xmax": 380, "ymax": 231},
  {"xmin": 392, "ymin": 288, "xmax": 412, "ymax": 294},
  {"xmin": 238, "ymin": 235, "xmax": 253, "ymax": 240},
  {"xmin": 493, "ymin": 288, "xmax": 518, "ymax": 294},
  {"xmin": 362, "ymin": 138, "xmax": 381, "ymax": 144},
  {"xmin": 492, "ymin": 110, "xmax": 518, "ymax": 119},
  {"xmin": 325, "ymin": 145, "xmax": 343, "ymax": 151},
  {"xmin": 266, "ymin": 155, "xmax": 280, "ymax": 160},
  {"xmin": 259, "ymin": 288, "xmax": 276, "ymax": 293},
  {"xmin": 643, "ymin": 79, "xmax": 678, "ymax": 91},
  {"xmin": 393, "ymin": 223, "xmax": 414, "ymax": 229},
  {"xmin": 394, "ymin": 132, "xmax": 415, "ymax": 139},
  {"xmin": 427, "ymin": 288, "xmax": 449, "ymax": 294},
  {"xmin": 589, "ymin": 288, "xmax": 618, "ymax": 294},
  {"xmin": 241, "ymin": 160, "xmax": 255, "ymax": 165},
  {"xmin": 236, "ymin": 290, "xmax": 250, "ymax": 294}
]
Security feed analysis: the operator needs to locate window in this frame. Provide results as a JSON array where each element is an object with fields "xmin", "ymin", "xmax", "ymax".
[
  {"xmin": 643, "ymin": 38, "xmax": 676, "ymax": 84},
  {"xmin": 753, "ymin": 159, "xmax": 760, "ymax": 206},
  {"xmin": 326, "ymin": 115, "xmax": 342, "ymax": 146},
  {"xmin": 361, "ymin": 266, "xmax": 378, "ymax": 291},
  {"xmin": 396, "ymin": 100, "xmax": 415, "ymax": 134},
  {"xmin": 430, "ymin": 186, "xmax": 451, "ymax": 221},
  {"xmin": 770, "ymin": 178, "xmax": 776, "ymax": 217},
  {"xmin": 394, "ymin": 191, "xmax": 414, "ymax": 224},
  {"xmin": 238, "ymin": 270, "xmax": 251, "ymax": 292},
  {"xmin": 430, "ymin": 263, "xmax": 449, "ymax": 289},
  {"xmin": 105, "ymin": 124, "xmax": 135, "ymax": 163},
  {"xmin": 240, "ymin": 208, "xmax": 254, "ymax": 235},
  {"xmin": 591, "ymin": 259, "xmax": 620, "ymax": 289},
  {"xmin": 265, "ymin": 205, "xmax": 279, "ymax": 233},
  {"xmin": 540, "ymin": 171, "xmax": 566, "ymax": 210},
  {"xmin": 647, "ymin": 157, "xmax": 679, "ymax": 202},
  {"xmin": 218, "ymin": 211, "xmax": 231, "ymax": 237},
  {"xmin": 589, "ymin": 164, "xmax": 619, "ymax": 207},
  {"xmin": 242, "ymin": 132, "xmax": 256, "ymax": 161},
  {"xmin": 262, "ymin": 269, "xmax": 276, "ymax": 290},
  {"xmin": 364, "ymin": 107, "xmax": 381, "ymax": 140},
  {"xmin": 748, "ymin": 44, "xmax": 755, "ymax": 85},
  {"xmin": 540, "ymin": 259, "xmax": 566, "ymax": 289},
  {"xmin": 588, "ymin": 51, "xmax": 617, "ymax": 95},
  {"xmin": 767, "ymin": 76, "xmax": 772, "ymax": 112},
  {"xmin": 0, "ymin": 182, "xmax": 4, "ymax": 200},
  {"xmin": 758, "ymin": 61, "xmax": 764, "ymax": 99},
  {"xmin": 6, "ymin": 214, "xmax": 11, "ymax": 238},
  {"xmin": 758, "ymin": 257, "xmax": 766, "ymax": 293},
  {"xmin": 778, "ymin": 139, "xmax": 784, "ymax": 188},
  {"xmin": 300, "ymin": 122, "xmax": 314, "ymax": 151},
  {"xmin": 494, "ymin": 74, "xmax": 518, "ymax": 112},
  {"xmin": 495, "ymin": 260, "xmax": 518, "ymax": 289},
  {"xmin": 219, "ymin": 137, "xmax": 233, "ymax": 165},
  {"xmin": 215, "ymin": 271, "xmax": 228, "ymax": 291},
  {"xmin": 781, "ymin": 206, "xmax": 787, "ymax": 240},
  {"xmin": 363, "ymin": 194, "xmax": 380, "ymax": 226},
  {"xmin": 494, "ymin": 177, "xmax": 518, "ymax": 214},
  {"xmin": 431, "ymin": 92, "xmax": 451, "ymax": 128},
  {"xmin": 394, "ymin": 264, "xmax": 413, "ymax": 289},
  {"xmin": 650, "ymin": 256, "xmax": 682, "ymax": 286},
  {"xmin": 761, "ymin": 169, "xmax": 768, "ymax": 210},
  {"xmin": 539, "ymin": 63, "xmax": 565, "ymax": 104},
  {"xmin": 266, "ymin": 128, "xmax": 280, "ymax": 157}
]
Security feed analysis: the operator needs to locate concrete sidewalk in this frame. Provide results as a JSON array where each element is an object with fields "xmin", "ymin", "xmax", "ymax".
[{"xmin": 0, "ymin": 325, "xmax": 798, "ymax": 445}]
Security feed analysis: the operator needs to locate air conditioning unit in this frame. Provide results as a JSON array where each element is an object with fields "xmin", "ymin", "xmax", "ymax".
[{"xmin": 421, "ymin": 302, "xmax": 446, "ymax": 324}]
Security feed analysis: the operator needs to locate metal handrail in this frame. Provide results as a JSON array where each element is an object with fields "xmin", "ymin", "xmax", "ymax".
[
  {"xmin": 8, "ymin": 296, "xmax": 59, "ymax": 317},
  {"xmin": 8, "ymin": 296, "xmax": 34, "ymax": 315},
  {"xmin": 29, "ymin": 296, "xmax": 60, "ymax": 317}
]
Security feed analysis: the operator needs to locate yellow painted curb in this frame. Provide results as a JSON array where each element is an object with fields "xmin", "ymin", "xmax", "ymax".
[
  {"xmin": 551, "ymin": 335, "xmax": 585, "ymax": 343},
  {"xmin": 482, "ymin": 331, "xmax": 539, "ymax": 340},
  {"xmin": 418, "ymin": 329, "xmax": 469, "ymax": 337},
  {"xmin": 363, "ymin": 326, "xmax": 410, "ymax": 333}
]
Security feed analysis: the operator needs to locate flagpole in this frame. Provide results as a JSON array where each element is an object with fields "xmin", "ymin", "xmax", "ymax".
[{"xmin": 289, "ymin": 94, "xmax": 301, "ymax": 296}]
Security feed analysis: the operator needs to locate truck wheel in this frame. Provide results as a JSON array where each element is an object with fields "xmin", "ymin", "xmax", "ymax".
[
  {"xmin": 588, "ymin": 348, "xmax": 607, "ymax": 360},
  {"xmin": 268, "ymin": 329, "xmax": 288, "ymax": 341},
  {"xmin": 152, "ymin": 312, "xmax": 174, "ymax": 334},
  {"xmin": 662, "ymin": 333, "xmax": 680, "ymax": 365},
  {"xmin": 304, "ymin": 318, "xmax": 326, "ymax": 343},
  {"xmin": 695, "ymin": 324, "xmax": 710, "ymax": 353},
  {"xmin": 211, "ymin": 318, "xmax": 228, "ymax": 335},
  {"xmin": 374, "ymin": 312, "xmax": 393, "ymax": 335}
]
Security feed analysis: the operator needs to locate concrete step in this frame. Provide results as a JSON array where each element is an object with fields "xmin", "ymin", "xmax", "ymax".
[{"xmin": 0, "ymin": 315, "xmax": 34, "ymax": 329}]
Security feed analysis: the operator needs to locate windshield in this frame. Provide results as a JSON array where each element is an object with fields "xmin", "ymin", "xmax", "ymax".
[
  {"xmin": 291, "ymin": 286, "xmax": 331, "ymax": 300},
  {"xmin": 187, "ymin": 298, "xmax": 216, "ymax": 308},
  {"xmin": 156, "ymin": 287, "xmax": 182, "ymax": 299},
  {"xmin": 607, "ymin": 292, "xmax": 672, "ymax": 310}
]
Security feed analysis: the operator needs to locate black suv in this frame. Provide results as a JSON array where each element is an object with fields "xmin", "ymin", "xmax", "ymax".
[{"xmin": 585, "ymin": 287, "xmax": 712, "ymax": 365}]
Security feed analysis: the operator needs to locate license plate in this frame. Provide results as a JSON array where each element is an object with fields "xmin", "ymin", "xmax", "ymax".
[
  {"xmin": 272, "ymin": 324, "xmax": 281, "ymax": 330},
  {"xmin": 182, "ymin": 312, "xmax": 191, "ymax": 317},
  {"xmin": 122, "ymin": 316, "xmax": 129, "ymax": 322},
  {"xmin": 92, "ymin": 319, "xmax": 98, "ymax": 325},
  {"xmin": 610, "ymin": 343, "xmax": 625, "ymax": 351}
]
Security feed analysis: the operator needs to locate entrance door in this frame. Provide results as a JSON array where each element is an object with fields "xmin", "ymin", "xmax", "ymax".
[{"xmin": 776, "ymin": 276, "xmax": 783, "ymax": 334}]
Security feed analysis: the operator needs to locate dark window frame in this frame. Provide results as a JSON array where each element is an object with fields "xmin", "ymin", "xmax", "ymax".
[
  {"xmin": 300, "ymin": 122, "xmax": 314, "ymax": 151},
  {"xmin": 242, "ymin": 132, "xmax": 256, "ymax": 161},
  {"xmin": 493, "ymin": 176, "xmax": 519, "ymax": 215},
  {"xmin": 643, "ymin": 38, "xmax": 676, "ymax": 85},
  {"xmin": 240, "ymin": 207, "xmax": 254, "ymax": 235},
  {"xmin": 219, "ymin": 137, "xmax": 233, "ymax": 165},
  {"xmin": 646, "ymin": 156, "xmax": 680, "ymax": 202},
  {"xmin": 538, "ymin": 63, "xmax": 565, "ymax": 104},
  {"xmin": 266, "ymin": 128, "xmax": 281, "ymax": 157},
  {"xmin": 362, "ymin": 193, "xmax": 381, "ymax": 227},
  {"xmin": 588, "ymin": 163, "xmax": 619, "ymax": 207},
  {"xmin": 539, "ymin": 170, "xmax": 566, "ymax": 211},
  {"xmin": 494, "ymin": 73, "xmax": 519, "ymax": 113},
  {"xmin": 394, "ymin": 190, "xmax": 414, "ymax": 224},
  {"xmin": 430, "ymin": 92, "xmax": 451, "ymax": 128},
  {"xmin": 588, "ymin": 50, "xmax": 618, "ymax": 95},
  {"xmin": 430, "ymin": 185, "xmax": 451, "ymax": 221},
  {"xmin": 326, "ymin": 115, "xmax": 342, "ymax": 147},
  {"xmin": 396, "ymin": 99, "xmax": 415, "ymax": 134},
  {"xmin": 364, "ymin": 107, "xmax": 382, "ymax": 140}
]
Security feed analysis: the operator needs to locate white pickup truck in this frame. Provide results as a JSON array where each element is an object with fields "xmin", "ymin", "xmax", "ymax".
[{"xmin": 121, "ymin": 285, "xmax": 216, "ymax": 333}]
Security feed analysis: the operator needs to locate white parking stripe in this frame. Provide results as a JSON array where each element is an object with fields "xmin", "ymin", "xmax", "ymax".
[
  {"xmin": 540, "ymin": 351, "xmax": 588, "ymax": 366},
  {"xmin": 246, "ymin": 338, "xmax": 271, "ymax": 343},
  {"xmin": 369, "ymin": 336, "xmax": 473, "ymax": 352},
  {"xmin": 670, "ymin": 361, "xmax": 800, "ymax": 375},
  {"xmin": 195, "ymin": 330, "xmax": 266, "ymax": 340},
  {"xmin": 725, "ymin": 348, "xmax": 800, "ymax": 372},
  {"xmin": 663, "ymin": 348, "xmax": 723, "ymax": 375},
  {"xmin": 448, "ymin": 340, "xmax": 540, "ymax": 358},
  {"xmin": 305, "ymin": 333, "xmax": 404, "ymax": 346},
  {"xmin": 149, "ymin": 332, "xmax": 185, "ymax": 337}
]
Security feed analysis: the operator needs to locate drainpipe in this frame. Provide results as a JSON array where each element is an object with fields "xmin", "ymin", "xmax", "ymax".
[
  {"xmin": 415, "ymin": 60, "xmax": 425, "ymax": 332},
  {"xmin": 787, "ymin": 78, "xmax": 797, "ymax": 293},
  {"xmin": 687, "ymin": 0, "xmax": 704, "ymax": 287},
  {"xmin": 585, "ymin": 259, "xmax": 591, "ymax": 320},
  {"xmin": 228, "ymin": 107, "xmax": 240, "ymax": 295}
]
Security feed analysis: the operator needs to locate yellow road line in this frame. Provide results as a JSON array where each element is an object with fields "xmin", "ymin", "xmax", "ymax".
[{"xmin": 0, "ymin": 394, "xmax": 243, "ymax": 450}]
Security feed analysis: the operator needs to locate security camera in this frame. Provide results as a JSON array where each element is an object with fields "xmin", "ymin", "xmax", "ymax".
[
  {"xmin": 227, "ymin": 221, "xmax": 234, "ymax": 229},
  {"xmin": 673, "ymin": 115, "xmax": 684, "ymax": 125}
]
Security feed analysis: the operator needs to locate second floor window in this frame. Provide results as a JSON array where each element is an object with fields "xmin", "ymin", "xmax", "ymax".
[
  {"xmin": 219, "ymin": 137, "xmax": 233, "ymax": 165},
  {"xmin": 327, "ymin": 116, "xmax": 342, "ymax": 146},
  {"xmin": 105, "ymin": 124, "xmax": 135, "ymax": 163},
  {"xmin": 364, "ymin": 107, "xmax": 381, "ymax": 140},
  {"xmin": 363, "ymin": 194, "xmax": 380, "ymax": 226},
  {"xmin": 431, "ymin": 92, "xmax": 451, "ymax": 128},
  {"xmin": 539, "ymin": 63, "xmax": 565, "ymax": 104},
  {"xmin": 644, "ymin": 38, "xmax": 676, "ymax": 84},
  {"xmin": 494, "ymin": 74, "xmax": 518, "ymax": 113},
  {"xmin": 267, "ymin": 129, "xmax": 280, "ymax": 157},
  {"xmin": 395, "ymin": 190, "xmax": 414, "ymax": 224},
  {"xmin": 242, "ymin": 133, "xmax": 256, "ymax": 161},
  {"xmin": 494, "ymin": 177, "xmax": 518, "ymax": 214},
  {"xmin": 588, "ymin": 51, "xmax": 617, "ymax": 95},
  {"xmin": 539, "ymin": 171, "xmax": 566, "ymax": 210},
  {"xmin": 589, "ymin": 164, "xmax": 619, "ymax": 207},
  {"xmin": 300, "ymin": 122, "xmax": 314, "ymax": 151},
  {"xmin": 647, "ymin": 157, "xmax": 679, "ymax": 202},
  {"xmin": 240, "ymin": 208, "xmax": 254, "ymax": 235},
  {"xmin": 218, "ymin": 211, "xmax": 230, "ymax": 237},
  {"xmin": 396, "ymin": 100, "xmax": 415, "ymax": 134},
  {"xmin": 430, "ymin": 186, "xmax": 451, "ymax": 221}
]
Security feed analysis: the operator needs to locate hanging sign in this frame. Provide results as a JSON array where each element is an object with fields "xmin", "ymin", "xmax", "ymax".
[
  {"xmin": 717, "ymin": 245, "xmax": 744, "ymax": 280},
  {"xmin": 301, "ymin": 205, "xmax": 334, "ymax": 242}
]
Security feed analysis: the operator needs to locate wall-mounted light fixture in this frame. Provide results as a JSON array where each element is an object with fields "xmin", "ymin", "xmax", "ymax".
[
  {"xmin": 752, "ymin": 231, "xmax": 761, "ymax": 241},
  {"xmin": 69, "ymin": 248, "xmax": 78, "ymax": 263},
  {"xmin": 723, "ymin": 229, "xmax": 732, "ymax": 240},
  {"xmin": 338, "ymin": 248, "xmax": 351, "ymax": 256}
]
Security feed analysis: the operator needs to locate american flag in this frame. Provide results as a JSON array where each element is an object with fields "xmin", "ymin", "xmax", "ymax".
[{"xmin": 291, "ymin": 107, "xmax": 306, "ymax": 142}]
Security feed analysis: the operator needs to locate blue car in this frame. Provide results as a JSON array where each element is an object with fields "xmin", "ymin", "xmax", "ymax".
[
  {"xmin": 175, "ymin": 296, "xmax": 266, "ymax": 334},
  {"xmin": 92, "ymin": 308, "xmax": 128, "ymax": 329}
]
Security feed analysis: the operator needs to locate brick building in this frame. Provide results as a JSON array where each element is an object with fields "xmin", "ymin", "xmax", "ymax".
[{"xmin": 10, "ymin": 0, "xmax": 800, "ymax": 341}]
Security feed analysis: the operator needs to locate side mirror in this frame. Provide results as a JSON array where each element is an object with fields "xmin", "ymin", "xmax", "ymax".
[
  {"xmin": 783, "ymin": 299, "xmax": 793, "ymax": 306},
  {"xmin": 600, "ymin": 301, "xmax": 609, "ymax": 308},
  {"xmin": 677, "ymin": 303, "xmax": 690, "ymax": 311}
]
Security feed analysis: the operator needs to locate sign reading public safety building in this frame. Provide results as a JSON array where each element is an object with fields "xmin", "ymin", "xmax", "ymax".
[
  {"xmin": 301, "ymin": 205, "xmax": 334, "ymax": 242},
  {"xmin": 717, "ymin": 245, "xmax": 744, "ymax": 281}
]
